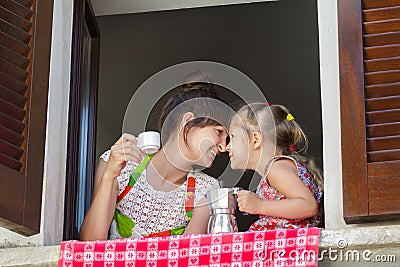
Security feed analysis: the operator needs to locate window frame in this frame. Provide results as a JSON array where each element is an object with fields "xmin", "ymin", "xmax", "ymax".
[{"xmin": 63, "ymin": 0, "xmax": 100, "ymax": 240}]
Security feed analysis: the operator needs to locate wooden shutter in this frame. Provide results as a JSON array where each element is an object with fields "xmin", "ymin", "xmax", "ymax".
[
  {"xmin": 0, "ymin": 0, "xmax": 53, "ymax": 235},
  {"xmin": 339, "ymin": 0, "xmax": 400, "ymax": 223}
]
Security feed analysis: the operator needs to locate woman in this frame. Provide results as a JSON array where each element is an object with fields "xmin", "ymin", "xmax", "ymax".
[{"xmin": 80, "ymin": 81, "xmax": 232, "ymax": 240}]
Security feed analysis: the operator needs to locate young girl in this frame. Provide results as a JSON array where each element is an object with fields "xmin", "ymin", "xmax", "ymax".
[
  {"xmin": 80, "ymin": 82, "xmax": 232, "ymax": 240},
  {"xmin": 226, "ymin": 103, "xmax": 323, "ymax": 230}
]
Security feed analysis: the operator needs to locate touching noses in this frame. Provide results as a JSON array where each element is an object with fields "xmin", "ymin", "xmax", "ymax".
[
  {"xmin": 217, "ymin": 143, "xmax": 226, "ymax": 153},
  {"xmin": 225, "ymin": 142, "xmax": 231, "ymax": 152},
  {"xmin": 217, "ymin": 136, "xmax": 227, "ymax": 153}
]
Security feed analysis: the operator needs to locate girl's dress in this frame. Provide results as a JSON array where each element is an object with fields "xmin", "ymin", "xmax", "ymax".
[
  {"xmin": 250, "ymin": 155, "xmax": 323, "ymax": 231},
  {"xmin": 100, "ymin": 150, "xmax": 219, "ymax": 239}
]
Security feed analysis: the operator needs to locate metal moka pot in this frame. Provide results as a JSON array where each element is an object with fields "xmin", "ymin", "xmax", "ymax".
[{"xmin": 206, "ymin": 188, "xmax": 240, "ymax": 233}]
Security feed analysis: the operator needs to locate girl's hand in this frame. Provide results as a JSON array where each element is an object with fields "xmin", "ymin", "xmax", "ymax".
[
  {"xmin": 236, "ymin": 190, "xmax": 262, "ymax": 215},
  {"xmin": 103, "ymin": 133, "xmax": 146, "ymax": 180}
]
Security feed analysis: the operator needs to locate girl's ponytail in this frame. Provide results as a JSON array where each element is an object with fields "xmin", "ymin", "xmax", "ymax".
[{"xmin": 271, "ymin": 105, "xmax": 323, "ymax": 189}]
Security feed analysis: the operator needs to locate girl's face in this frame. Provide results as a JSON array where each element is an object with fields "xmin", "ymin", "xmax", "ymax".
[
  {"xmin": 226, "ymin": 118, "xmax": 251, "ymax": 170},
  {"xmin": 183, "ymin": 125, "xmax": 228, "ymax": 167}
]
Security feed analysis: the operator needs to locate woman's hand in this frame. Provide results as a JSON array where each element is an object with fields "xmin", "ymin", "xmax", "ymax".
[
  {"xmin": 236, "ymin": 190, "xmax": 262, "ymax": 215},
  {"xmin": 103, "ymin": 133, "xmax": 146, "ymax": 180}
]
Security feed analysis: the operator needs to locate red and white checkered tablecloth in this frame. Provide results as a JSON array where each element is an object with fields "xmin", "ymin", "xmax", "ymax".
[{"xmin": 58, "ymin": 227, "xmax": 321, "ymax": 267}]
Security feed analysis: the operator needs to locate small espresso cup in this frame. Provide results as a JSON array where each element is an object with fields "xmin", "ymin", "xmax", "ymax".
[{"xmin": 137, "ymin": 131, "xmax": 160, "ymax": 154}]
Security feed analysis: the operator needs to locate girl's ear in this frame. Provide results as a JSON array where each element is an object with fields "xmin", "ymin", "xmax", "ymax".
[{"xmin": 251, "ymin": 131, "xmax": 263, "ymax": 150}]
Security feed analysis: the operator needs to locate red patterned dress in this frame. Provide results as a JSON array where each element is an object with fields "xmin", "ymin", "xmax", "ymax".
[{"xmin": 249, "ymin": 155, "xmax": 323, "ymax": 231}]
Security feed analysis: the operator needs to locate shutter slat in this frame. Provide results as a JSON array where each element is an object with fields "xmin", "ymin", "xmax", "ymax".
[
  {"xmin": 365, "ymin": 57, "xmax": 400, "ymax": 72},
  {"xmin": 363, "ymin": 0, "xmax": 400, "ymax": 9},
  {"xmin": 0, "ymin": 6, "xmax": 32, "ymax": 32},
  {"xmin": 0, "ymin": 32, "xmax": 31, "ymax": 56},
  {"xmin": 13, "ymin": 0, "xmax": 34, "ymax": 9},
  {"xmin": 364, "ymin": 57, "xmax": 400, "ymax": 72},
  {"xmin": 0, "ymin": 45, "xmax": 30, "ymax": 69},
  {"xmin": 367, "ymin": 109, "xmax": 400, "ymax": 124},
  {"xmin": 0, "ymin": 72, "xmax": 27, "ymax": 95},
  {"xmin": 0, "ymin": 84, "xmax": 26, "ymax": 108},
  {"xmin": 364, "ymin": 19, "xmax": 400, "ymax": 35},
  {"xmin": 365, "ymin": 82, "xmax": 400, "ymax": 98},
  {"xmin": 0, "ymin": 58, "xmax": 28, "ymax": 82},
  {"xmin": 368, "ymin": 149, "xmax": 400, "ymax": 162},
  {"xmin": 368, "ymin": 160, "xmax": 400, "ymax": 176},
  {"xmin": 366, "ymin": 95, "xmax": 400, "ymax": 111},
  {"xmin": 0, "ymin": 98, "xmax": 26, "ymax": 120},
  {"xmin": 1, "ymin": 0, "xmax": 33, "ymax": 20},
  {"xmin": 0, "ymin": 18, "xmax": 32, "ymax": 44},
  {"xmin": 365, "ymin": 70, "xmax": 400, "ymax": 85},
  {"xmin": 0, "ymin": 124, "xmax": 24, "ymax": 147},
  {"xmin": 0, "ymin": 151, "xmax": 22, "ymax": 171},
  {"xmin": 363, "ymin": 7, "xmax": 400, "ymax": 23},
  {"xmin": 0, "ymin": 111, "xmax": 24, "ymax": 133},
  {"xmin": 367, "ymin": 122, "xmax": 400, "ymax": 137},
  {"xmin": 0, "ymin": 139, "xmax": 23, "ymax": 160},
  {"xmin": 364, "ymin": 32, "xmax": 400, "ymax": 47},
  {"xmin": 13, "ymin": 0, "xmax": 33, "ymax": 8},
  {"xmin": 367, "ymin": 135, "xmax": 400, "ymax": 151},
  {"xmin": 364, "ymin": 44, "xmax": 400, "ymax": 60}
]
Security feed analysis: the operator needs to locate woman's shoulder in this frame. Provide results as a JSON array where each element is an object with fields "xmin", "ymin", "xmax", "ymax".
[{"xmin": 190, "ymin": 171, "xmax": 220, "ymax": 189}]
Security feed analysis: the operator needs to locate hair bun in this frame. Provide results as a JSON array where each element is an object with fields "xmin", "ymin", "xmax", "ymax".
[
  {"xmin": 181, "ymin": 82, "xmax": 216, "ymax": 93},
  {"xmin": 181, "ymin": 71, "xmax": 215, "ymax": 93}
]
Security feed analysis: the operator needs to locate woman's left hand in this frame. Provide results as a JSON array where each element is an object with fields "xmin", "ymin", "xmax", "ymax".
[{"xmin": 236, "ymin": 190, "xmax": 262, "ymax": 215}]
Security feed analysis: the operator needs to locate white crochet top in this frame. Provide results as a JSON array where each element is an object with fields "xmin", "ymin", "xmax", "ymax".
[{"xmin": 100, "ymin": 150, "xmax": 220, "ymax": 239}]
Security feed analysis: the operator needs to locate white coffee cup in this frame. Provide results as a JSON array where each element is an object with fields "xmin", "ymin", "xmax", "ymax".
[{"xmin": 137, "ymin": 131, "xmax": 160, "ymax": 154}]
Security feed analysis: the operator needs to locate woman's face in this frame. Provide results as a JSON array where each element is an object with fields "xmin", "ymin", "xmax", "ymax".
[
  {"xmin": 183, "ymin": 125, "xmax": 228, "ymax": 167},
  {"xmin": 226, "ymin": 118, "xmax": 251, "ymax": 170}
]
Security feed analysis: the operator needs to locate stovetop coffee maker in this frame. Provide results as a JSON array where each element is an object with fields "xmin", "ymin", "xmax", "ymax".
[{"xmin": 206, "ymin": 187, "xmax": 241, "ymax": 233}]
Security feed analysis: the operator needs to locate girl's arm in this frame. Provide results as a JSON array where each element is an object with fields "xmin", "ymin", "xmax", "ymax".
[
  {"xmin": 183, "ymin": 198, "xmax": 210, "ymax": 234},
  {"xmin": 79, "ymin": 134, "xmax": 145, "ymax": 241},
  {"xmin": 237, "ymin": 159, "xmax": 318, "ymax": 219}
]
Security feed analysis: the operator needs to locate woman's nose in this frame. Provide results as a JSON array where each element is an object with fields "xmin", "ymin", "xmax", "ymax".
[
  {"xmin": 217, "ymin": 138, "xmax": 227, "ymax": 152},
  {"xmin": 217, "ymin": 143, "xmax": 226, "ymax": 152}
]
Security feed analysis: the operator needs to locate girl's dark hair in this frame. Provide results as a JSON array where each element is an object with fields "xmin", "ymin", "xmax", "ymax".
[
  {"xmin": 159, "ymin": 73, "xmax": 232, "ymax": 145},
  {"xmin": 237, "ymin": 103, "xmax": 323, "ymax": 188}
]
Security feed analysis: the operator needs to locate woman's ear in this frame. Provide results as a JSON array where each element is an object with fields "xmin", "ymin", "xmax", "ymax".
[
  {"xmin": 251, "ymin": 131, "xmax": 263, "ymax": 150},
  {"xmin": 180, "ymin": 112, "xmax": 195, "ymax": 129}
]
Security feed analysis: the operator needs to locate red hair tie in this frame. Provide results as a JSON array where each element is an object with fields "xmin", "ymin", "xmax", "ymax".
[
  {"xmin": 267, "ymin": 101, "xmax": 273, "ymax": 106},
  {"xmin": 289, "ymin": 144, "xmax": 297, "ymax": 152}
]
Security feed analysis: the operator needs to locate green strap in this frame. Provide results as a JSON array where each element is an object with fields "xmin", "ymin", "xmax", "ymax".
[
  {"xmin": 116, "ymin": 154, "xmax": 154, "ymax": 203},
  {"xmin": 129, "ymin": 154, "xmax": 153, "ymax": 186},
  {"xmin": 114, "ymin": 153, "xmax": 196, "ymax": 238}
]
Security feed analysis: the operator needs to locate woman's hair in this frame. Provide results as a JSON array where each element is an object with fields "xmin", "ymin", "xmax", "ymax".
[
  {"xmin": 236, "ymin": 103, "xmax": 323, "ymax": 188},
  {"xmin": 159, "ymin": 72, "xmax": 232, "ymax": 145}
]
